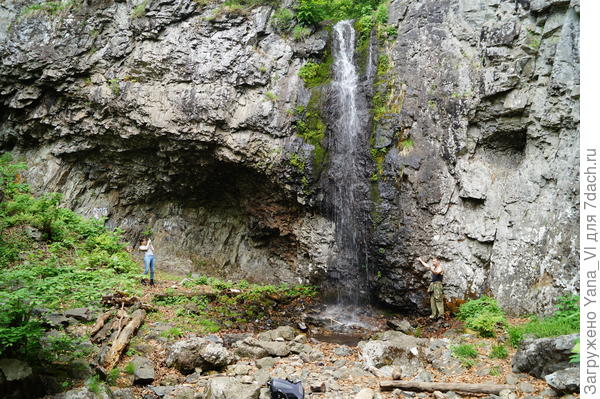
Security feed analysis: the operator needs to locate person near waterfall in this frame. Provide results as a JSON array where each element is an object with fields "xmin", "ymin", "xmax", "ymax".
[
  {"xmin": 139, "ymin": 238, "xmax": 156, "ymax": 286},
  {"xmin": 418, "ymin": 257, "xmax": 444, "ymax": 319}
]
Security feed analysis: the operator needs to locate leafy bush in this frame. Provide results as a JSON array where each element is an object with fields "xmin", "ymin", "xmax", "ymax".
[
  {"xmin": 457, "ymin": 296, "xmax": 503, "ymax": 321},
  {"xmin": 570, "ymin": 338, "xmax": 580, "ymax": 363},
  {"xmin": 465, "ymin": 311, "xmax": 507, "ymax": 338},
  {"xmin": 508, "ymin": 295, "xmax": 580, "ymax": 347},
  {"xmin": 271, "ymin": 7, "xmax": 295, "ymax": 32},
  {"xmin": 457, "ymin": 296, "xmax": 507, "ymax": 337},
  {"xmin": 489, "ymin": 344, "xmax": 508, "ymax": 359}
]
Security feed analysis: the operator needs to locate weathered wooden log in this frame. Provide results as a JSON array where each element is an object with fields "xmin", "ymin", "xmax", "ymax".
[
  {"xmin": 103, "ymin": 309, "xmax": 146, "ymax": 369},
  {"xmin": 379, "ymin": 381, "xmax": 516, "ymax": 394},
  {"xmin": 153, "ymin": 285, "xmax": 220, "ymax": 301},
  {"xmin": 90, "ymin": 311, "xmax": 114, "ymax": 337},
  {"xmin": 101, "ymin": 291, "xmax": 140, "ymax": 307}
]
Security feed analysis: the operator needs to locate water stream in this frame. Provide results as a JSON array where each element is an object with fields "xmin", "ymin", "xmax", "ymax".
[{"xmin": 323, "ymin": 20, "xmax": 371, "ymax": 308}]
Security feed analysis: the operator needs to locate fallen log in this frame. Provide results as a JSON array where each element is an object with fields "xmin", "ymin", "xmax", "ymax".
[
  {"xmin": 90, "ymin": 311, "xmax": 114, "ymax": 337},
  {"xmin": 153, "ymin": 285, "xmax": 220, "ymax": 301},
  {"xmin": 379, "ymin": 381, "xmax": 516, "ymax": 394},
  {"xmin": 103, "ymin": 309, "xmax": 146, "ymax": 370}
]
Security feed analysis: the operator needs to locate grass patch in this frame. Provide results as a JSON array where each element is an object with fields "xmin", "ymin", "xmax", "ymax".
[
  {"xmin": 507, "ymin": 295, "xmax": 579, "ymax": 347},
  {"xmin": 489, "ymin": 344, "xmax": 508, "ymax": 359},
  {"xmin": 451, "ymin": 343, "xmax": 478, "ymax": 369},
  {"xmin": 124, "ymin": 361, "xmax": 136, "ymax": 375}
]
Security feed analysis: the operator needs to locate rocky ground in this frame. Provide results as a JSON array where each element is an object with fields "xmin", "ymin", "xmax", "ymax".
[{"xmin": 25, "ymin": 272, "xmax": 579, "ymax": 399}]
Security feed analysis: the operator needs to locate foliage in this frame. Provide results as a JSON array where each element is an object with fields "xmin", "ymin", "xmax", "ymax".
[
  {"xmin": 298, "ymin": 61, "xmax": 331, "ymax": 88},
  {"xmin": 507, "ymin": 295, "xmax": 580, "ymax": 347},
  {"xmin": 465, "ymin": 312, "xmax": 507, "ymax": 338},
  {"xmin": 451, "ymin": 344, "xmax": 478, "ymax": 368},
  {"xmin": 264, "ymin": 91, "xmax": 279, "ymax": 102},
  {"xmin": 271, "ymin": 7, "xmax": 295, "ymax": 32},
  {"xmin": 86, "ymin": 375, "xmax": 103, "ymax": 394},
  {"xmin": 570, "ymin": 338, "xmax": 580, "ymax": 363},
  {"xmin": 106, "ymin": 368, "xmax": 120, "ymax": 386},
  {"xmin": 124, "ymin": 361, "xmax": 136, "ymax": 375},
  {"xmin": 292, "ymin": 25, "xmax": 312, "ymax": 41},
  {"xmin": 294, "ymin": 0, "xmax": 383, "ymax": 27},
  {"xmin": 0, "ymin": 155, "xmax": 139, "ymax": 362},
  {"xmin": 457, "ymin": 296, "xmax": 503, "ymax": 321},
  {"xmin": 108, "ymin": 78, "xmax": 121, "ymax": 96},
  {"xmin": 20, "ymin": 0, "xmax": 77, "ymax": 18},
  {"xmin": 131, "ymin": 0, "xmax": 149, "ymax": 19},
  {"xmin": 160, "ymin": 327, "xmax": 184, "ymax": 339},
  {"xmin": 489, "ymin": 344, "xmax": 508, "ymax": 359}
]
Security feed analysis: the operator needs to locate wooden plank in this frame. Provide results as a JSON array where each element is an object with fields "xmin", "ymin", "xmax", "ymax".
[{"xmin": 102, "ymin": 309, "xmax": 146, "ymax": 370}]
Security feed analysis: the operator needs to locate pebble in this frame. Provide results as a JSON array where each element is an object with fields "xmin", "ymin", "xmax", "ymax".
[
  {"xmin": 517, "ymin": 382, "xmax": 536, "ymax": 393},
  {"xmin": 355, "ymin": 388, "xmax": 374, "ymax": 399}
]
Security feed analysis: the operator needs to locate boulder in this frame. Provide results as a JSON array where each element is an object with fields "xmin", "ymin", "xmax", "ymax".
[
  {"xmin": 511, "ymin": 334, "xmax": 578, "ymax": 378},
  {"xmin": 233, "ymin": 337, "xmax": 290, "ymax": 359},
  {"xmin": 387, "ymin": 319, "xmax": 414, "ymax": 334},
  {"xmin": 166, "ymin": 338, "xmax": 233, "ymax": 374},
  {"xmin": 0, "ymin": 359, "xmax": 32, "ymax": 382},
  {"xmin": 164, "ymin": 386, "xmax": 195, "ymax": 399},
  {"xmin": 257, "ymin": 326, "xmax": 296, "ymax": 341},
  {"xmin": 204, "ymin": 377, "xmax": 261, "ymax": 399},
  {"xmin": 131, "ymin": 356, "xmax": 155, "ymax": 385},
  {"xmin": 64, "ymin": 308, "xmax": 97, "ymax": 322},
  {"xmin": 544, "ymin": 366, "xmax": 579, "ymax": 393},
  {"xmin": 358, "ymin": 331, "xmax": 426, "ymax": 376},
  {"xmin": 51, "ymin": 387, "xmax": 113, "ymax": 399}
]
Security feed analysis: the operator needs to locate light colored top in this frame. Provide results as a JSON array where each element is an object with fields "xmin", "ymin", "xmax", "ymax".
[{"xmin": 139, "ymin": 240, "xmax": 154, "ymax": 256}]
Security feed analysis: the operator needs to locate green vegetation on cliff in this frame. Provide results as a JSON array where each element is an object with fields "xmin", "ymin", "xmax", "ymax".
[{"xmin": 0, "ymin": 154, "xmax": 138, "ymax": 361}]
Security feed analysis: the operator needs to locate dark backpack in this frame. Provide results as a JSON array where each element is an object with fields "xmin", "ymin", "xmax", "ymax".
[{"xmin": 267, "ymin": 378, "xmax": 304, "ymax": 399}]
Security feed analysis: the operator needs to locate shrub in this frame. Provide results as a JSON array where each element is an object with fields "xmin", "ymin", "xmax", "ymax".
[
  {"xmin": 298, "ymin": 61, "xmax": 331, "ymax": 87},
  {"xmin": 489, "ymin": 344, "xmax": 508, "ymax": 359},
  {"xmin": 271, "ymin": 8, "xmax": 295, "ymax": 32},
  {"xmin": 457, "ymin": 296, "xmax": 503, "ymax": 321},
  {"xmin": 465, "ymin": 311, "xmax": 507, "ymax": 338}
]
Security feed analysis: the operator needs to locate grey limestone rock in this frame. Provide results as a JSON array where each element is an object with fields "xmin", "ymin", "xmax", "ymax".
[
  {"xmin": 166, "ymin": 338, "xmax": 233, "ymax": 374},
  {"xmin": 544, "ymin": 366, "xmax": 579, "ymax": 393},
  {"xmin": 204, "ymin": 377, "xmax": 261, "ymax": 399},
  {"xmin": 512, "ymin": 334, "xmax": 579, "ymax": 378},
  {"xmin": 131, "ymin": 356, "xmax": 155, "ymax": 385}
]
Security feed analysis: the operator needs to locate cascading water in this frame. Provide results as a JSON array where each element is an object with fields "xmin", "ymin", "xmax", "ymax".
[{"xmin": 322, "ymin": 20, "xmax": 372, "ymax": 309}]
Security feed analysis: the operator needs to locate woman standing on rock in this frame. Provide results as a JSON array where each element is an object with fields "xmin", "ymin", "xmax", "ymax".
[
  {"xmin": 139, "ymin": 238, "xmax": 156, "ymax": 286},
  {"xmin": 418, "ymin": 257, "xmax": 444, "ymax": 319}
]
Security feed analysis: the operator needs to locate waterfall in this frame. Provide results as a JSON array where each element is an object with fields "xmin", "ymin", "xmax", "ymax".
[{"xmin": 324, "ymin": 20, "xmax": 371, "ymax": 305}]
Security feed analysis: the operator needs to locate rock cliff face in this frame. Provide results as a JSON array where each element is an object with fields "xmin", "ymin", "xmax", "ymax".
[{"xmin": 0, "ymin": 0, "xmax": 579, "ymax": 314}]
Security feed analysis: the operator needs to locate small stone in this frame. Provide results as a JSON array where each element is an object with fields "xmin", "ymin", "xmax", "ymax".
[
  {"xmin": 445, "ymin": 392, "xmax": 460, "ymax": 399},
  {"xmin": 334, "ymin": 359, "xmax": 347, "ymax": 368},
  {"xmin": 240, "ymin": 375, "xmax": 253, "ymax": 384},
  {"xmin": 499, "ymin": 389, "xmax": 517, "ymax": 399},
  {"xmin": 356, "ymin": 388, "xmax": 375, "ymax": 399},
  {"xmin": 518, "ymin": 382, "xmax": 536, "ymax": 393},
  {"xmin": 414, "ymin": 371, "xmax": 432, "ymax": 383},
  {"xmin": 256, "ymin": 357, "xmax": 277, "ymax": 369},
  {"xmin": 310, "ymin": 382, "xmax": 327, "ymax": 392},
  {"xmin": 505, "ymin": 374, "xmax": 520, "ymax": 385},
  {"xmin": 540, "ymin": 388, "xmax": 558, "ymax": 397},
  {"xmin": 132, "ymin": 356, "xmax": 155, "ymax": 385},
  {"xmin": 433, "ymin": 391, "xmax": 446, "ymax": 399},
  {"xmin": 334, "ymin": 346, "xmax": 353, "ymax": 356}
]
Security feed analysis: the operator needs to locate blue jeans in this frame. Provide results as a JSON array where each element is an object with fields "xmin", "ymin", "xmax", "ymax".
[{"xmin": 143, "ymin": 254, "xmax": 155, "ymax": 280}]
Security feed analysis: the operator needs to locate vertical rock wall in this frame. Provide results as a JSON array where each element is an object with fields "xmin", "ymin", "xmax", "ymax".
[
  {"xmin": 370, "ymin": 0, "xmax": 579, "ymax": 314},
  {"xmin": 0, "ymin": 0, "xmax": 580, "ymax": 314}
]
